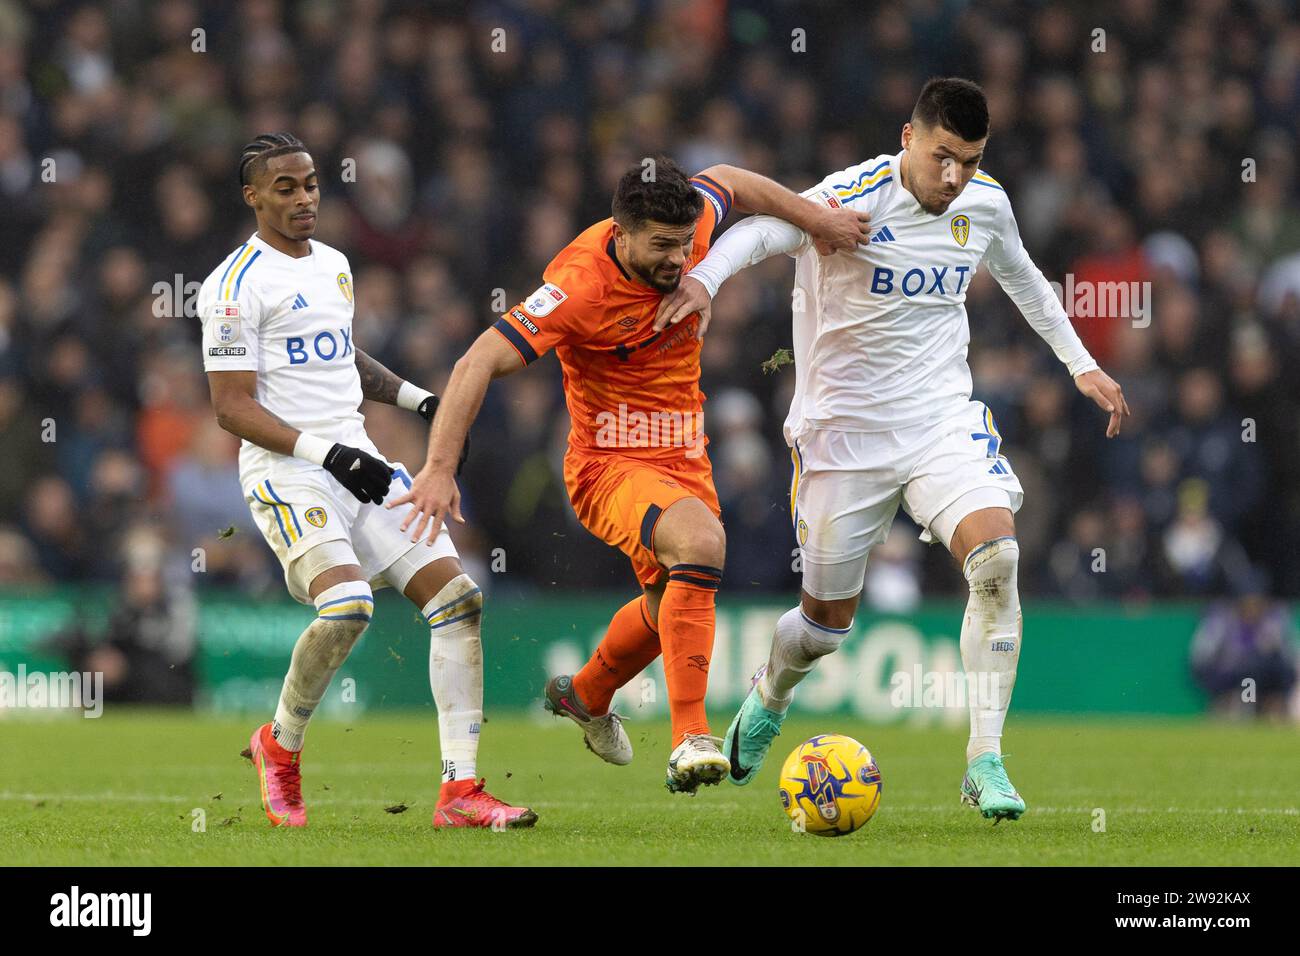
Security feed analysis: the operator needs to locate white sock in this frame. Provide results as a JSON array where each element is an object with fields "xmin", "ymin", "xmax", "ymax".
[
  {"xmin": 271, "ymin": 581, "xmax": 374, "ymax": 752},
  {"xmin": 758, "ymin": 606, "xmax": 850, "ymax": 713},
  {"xmin": 959, "ymin": 537, "xmax": 1022, "ymax": 763},
  {"xmin": 423, "ymin": 574, "xmax": 484, "ymax": 784}
]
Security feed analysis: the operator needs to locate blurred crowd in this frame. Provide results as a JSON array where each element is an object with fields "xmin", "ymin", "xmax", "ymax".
[{"xmin": 2, "ymin": 0, "xmax": 1300, "ymax": 609}]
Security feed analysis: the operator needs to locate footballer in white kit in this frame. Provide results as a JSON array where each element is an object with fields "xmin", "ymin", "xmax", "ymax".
[
  {"xmin": 198, "ymin": 132, "xmax": 535, "ymax": 829},
  {"xmin": 655, "ymin": 79, "xmax": 1130, "ymax": 820}
]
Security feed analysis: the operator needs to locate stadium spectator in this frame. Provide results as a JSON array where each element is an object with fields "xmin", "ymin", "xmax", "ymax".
[
  {"xmin": 0, "ymin": 0, "xmax": 1296, "ymax": 606},
  {"xmin": 1191, "ymin": 584, "xmax": 1300, "ymax": 720},
  {"xmin": 44, "ymin": 524, "xmax": 197, "ymax": 705}
]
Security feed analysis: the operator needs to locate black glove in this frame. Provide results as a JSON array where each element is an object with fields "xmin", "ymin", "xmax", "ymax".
[
  {"xmin": 416, "ymin": 394, "xmax": 470, "ymax": 475},
  {"xmin": 323, "ymin": 443, "xmax": 395, "ymax": 504}
]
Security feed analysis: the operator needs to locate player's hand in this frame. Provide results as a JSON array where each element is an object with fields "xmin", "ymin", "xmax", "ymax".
[
  {"xmin": 652, "ymin": 275, "xmax": 712, "ymax": 339},
  {"xmin": 808, "ymin": 205, "xmax": 871, "ymax": 255},
  {"xmin": 1075, "ymin": 368, "xmax": 1131, "ymax": 438},
  {"xmin": 415, "ymin": 395, "xmax": 470, "ymax": 474},
  {"xmin": 385, "ymin": 463, "xmax": 464, "ymax": 545},
  {"xmin": 323, "ymin": 443, "xmax": 396, "ymax": 504}
]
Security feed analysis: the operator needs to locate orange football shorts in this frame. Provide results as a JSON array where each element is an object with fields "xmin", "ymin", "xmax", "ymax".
[{"xmin": 564, "ymin": 448, "xmax": 722, "ymax": 588}]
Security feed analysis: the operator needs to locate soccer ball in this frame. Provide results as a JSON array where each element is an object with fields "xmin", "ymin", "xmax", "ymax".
[{"xmin": 778, "ymin": 733, "xmax": 883, "ymax": 836}]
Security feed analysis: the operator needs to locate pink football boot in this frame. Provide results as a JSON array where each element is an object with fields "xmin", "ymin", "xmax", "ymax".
[
  {"xmin": 432, "ymin": 778, "xmax": 538, "ymax": 829},
  {"xmin": 243, "ymin": 723, "xmax": 307, "ymax": 827}
]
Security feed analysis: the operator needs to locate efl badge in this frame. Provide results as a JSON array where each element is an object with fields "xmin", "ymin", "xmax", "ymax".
[
  {"xmin": 524, "ymin": 282, "xmax": 567, "ymax": 318},
  {"xmin": 950, "ymin": 214, "xmax": 970, "ymax": 247},
  {"xmin": 212, "ymin": 302, "xmax": 240, "ymax": 343},
  {"xmin": 305, "ymin": 507, "xmax": 328, "ymax": 528},
  {"xmin": 337, "ymin": 273, "xmax": 353, "ymax": 304}
]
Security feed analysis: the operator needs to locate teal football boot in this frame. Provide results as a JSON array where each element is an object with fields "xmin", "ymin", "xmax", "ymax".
[
  {"xmin": 721, "ymin": 665, "xmax": 787, "ymax": 786},
  {"xmin": 960, "ymin": 752, "xmax": 1027, "ymax": 822}
]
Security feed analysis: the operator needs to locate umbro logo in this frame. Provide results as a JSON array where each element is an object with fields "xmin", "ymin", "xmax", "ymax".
[
  {"xmin": 869, "ymin": 226, "xmax": 897, "ymax": 243},
  {"xmin": 291, "ymin": 293, "xmax": 309, "ymax": 310},
  {"xmin": 617, "ymin": 315, "xmax": 638, "ymax": 330}
]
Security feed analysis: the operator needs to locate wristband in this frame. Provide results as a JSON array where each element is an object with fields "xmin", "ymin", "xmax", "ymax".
[
  {"xmin": 397, "ymin": 380, "xmax": 434, "ymax": 412},
  {"xmin": 293, "ymin": 432, "xmax": 334, "ymax": 466}
]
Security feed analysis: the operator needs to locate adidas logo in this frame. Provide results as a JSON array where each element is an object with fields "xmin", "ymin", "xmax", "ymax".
[
  {"xmin": 869, "ymin": 226, "xmax": 897, "ymax": 243},
  {"xmin": 291, "ymin": 293, "xmax": 309, "ymax": 310}
]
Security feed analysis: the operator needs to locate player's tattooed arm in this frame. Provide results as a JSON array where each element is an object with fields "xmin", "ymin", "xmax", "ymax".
[
  {"xmin": 356, "ymin": 348, "xmax": 450, "ymax": 434},
  {"xmin": 354, "ymin": 348, "xmax": 403, "ymax": 405}
]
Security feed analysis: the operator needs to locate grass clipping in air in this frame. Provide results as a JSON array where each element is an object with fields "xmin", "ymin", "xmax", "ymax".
[{"xmin": 762, "ymin": 348, "xmax": 793, "ymax": 374}]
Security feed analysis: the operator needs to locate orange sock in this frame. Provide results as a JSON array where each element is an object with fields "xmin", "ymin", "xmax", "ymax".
[
  {"xmin": 572, "ymin": 594, "xmax": 662, "ymax": 716},
  {"xmin": 660, "ymin": 564, "xmax": 722, "ymax": 746}
]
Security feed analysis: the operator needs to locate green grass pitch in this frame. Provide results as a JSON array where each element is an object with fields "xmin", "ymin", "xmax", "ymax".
[{"xmin": 2, "ymin": 710, "xmax": 1296, "ymax": 865}]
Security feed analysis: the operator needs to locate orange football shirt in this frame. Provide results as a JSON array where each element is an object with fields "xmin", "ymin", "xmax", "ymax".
[{"xmin": 491, "ymin": 175, "xmax": 735, "ymax": 464}]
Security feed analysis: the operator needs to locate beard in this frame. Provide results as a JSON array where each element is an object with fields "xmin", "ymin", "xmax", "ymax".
[
  {"xmin": 918, "ymin": 193, "xmax": 956, "ymax": 215},
  {"xmin": 631, "ymin": 260, "xmax": 682, "ymax": 293}
]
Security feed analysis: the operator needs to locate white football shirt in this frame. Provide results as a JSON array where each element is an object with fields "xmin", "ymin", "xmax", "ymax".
[
  {"xmin": 197, "ymin": 232, "xmax": 378, "ymax": 482},
  {"xmin": 688, "ymin": 150, "xmax": 1098, "ymax": 442}
]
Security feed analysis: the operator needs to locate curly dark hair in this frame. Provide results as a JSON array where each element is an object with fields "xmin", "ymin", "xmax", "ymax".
[{"xmin": 611, "ymin": 155, "xmax": 704, "ymax": 230}]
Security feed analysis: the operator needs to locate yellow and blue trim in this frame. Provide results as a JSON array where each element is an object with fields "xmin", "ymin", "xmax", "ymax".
[
  {"xmin": 220, "ymin": 243, "xmax": 262, "ymax": 299},
  {"xmin": 973, "ymin": 404, "xmax": 1012, "ymax": 475},
  {"xmin": 983, "ymin": 404, "xmax": 1001, "ymax": 440},
  {"xmin": 426, "ymin": 587, "xmax": 483, "ymax": 630},
  {"xmin": 834, "ymin": 160, "xmax": 893, "ymax": 203},
  {"xmin": 969, "ymin": 171, "xmax": 1004, "ymax": 192},
  {"xmin": 788, "ymin": 441, "xmax": 804, "ymax": 528},
  {"xmin": 317, "ymin": 593, "xmax": 375, "ymax": 623},
  {"xmin": 217, "ymin": 244, "xmax": 248, "ymax": 296},
  {"xmin": 251, "ymin": 480, "xmax": 303, "ymax": 547}
]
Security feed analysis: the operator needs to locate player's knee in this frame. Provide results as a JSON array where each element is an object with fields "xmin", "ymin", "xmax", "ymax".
[
  {"xmin": 425, "ymin": 572, "xmax": 484, "ymax": 634},
  {"xmin": 311, "ymin": 581, "xmax": 374, "ymax": 662},
  {"xmin": 428, "ymin": 574, "xmax": 483, "ymax": 669},
  {"xmin": 802, "ymin": 593, "xmax": 858, "ymax": 631},
  {"xmin": 315, "ymin": 580, "xmax": 374, "ymax": 628},
  {"xmin": 662, "ymin": 519, "xmax": 726, "ymax": 569},
  {"xmin": 962, "ymin": 536, "xmax": 1020, "ymax": 609},
  {"xmin": 694, "ymin": 522, "xmax": 726, "ymax": 568}
]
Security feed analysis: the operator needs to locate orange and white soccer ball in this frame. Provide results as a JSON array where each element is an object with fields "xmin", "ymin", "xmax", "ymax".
[{"xmin": 778, "ymin": 733, "xmax": 883, "ymax": 836}]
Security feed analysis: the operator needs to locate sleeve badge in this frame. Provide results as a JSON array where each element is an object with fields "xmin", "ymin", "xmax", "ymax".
[
  {"xmin": 212, "ymin": 301, "xmax": 241, "ymax": 343},
  {"xmin": 523, "ymin": 282, "xmax": 567, "ymax": 318}
]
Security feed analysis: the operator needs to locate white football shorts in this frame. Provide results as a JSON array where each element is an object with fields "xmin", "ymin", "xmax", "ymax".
[
  {"xmin": 789, "ymin": 401, "xmax": 1024, "ymax": 600},
  {"xmin": 244, "ymin": 461, "xmax": 458, "ymax": 605}
]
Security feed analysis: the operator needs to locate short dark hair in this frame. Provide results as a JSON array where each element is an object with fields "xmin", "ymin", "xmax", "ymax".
[
  {"xmin": 239, "ymin": 132, "xmax": 309, "ymax": 186},
  {"xmin": 912, "ymin": 78, "xmax": 989, "ymax": 142},
  {"xmin": 611, "ymin": 156, "xmax": 704, "ymax": 230}
]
